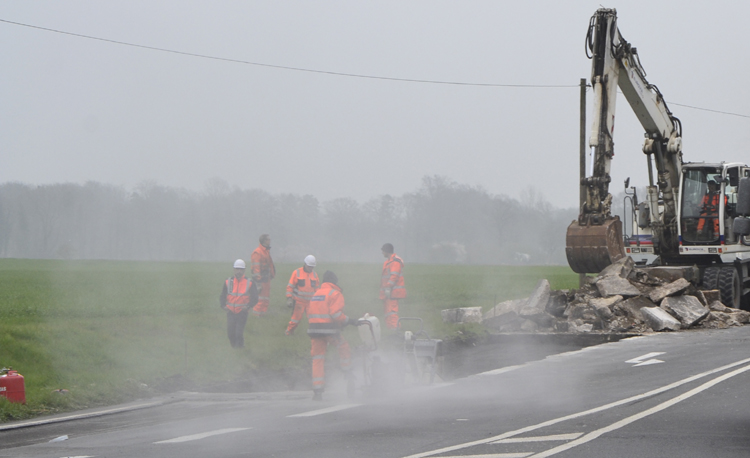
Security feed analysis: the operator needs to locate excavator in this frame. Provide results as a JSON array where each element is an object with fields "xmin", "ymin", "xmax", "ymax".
[{"xmin": 566, "ymin": 8, "xmax": 750, "ymax": 310}]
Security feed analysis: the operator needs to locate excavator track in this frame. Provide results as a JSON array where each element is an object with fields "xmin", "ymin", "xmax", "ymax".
[{"xmin": 565, "ymin": 216, "xmax": 626, "ymax": 274}]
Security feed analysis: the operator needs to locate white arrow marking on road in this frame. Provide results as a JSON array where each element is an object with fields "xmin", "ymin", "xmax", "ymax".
[
  {"xmin": 287, "ymin": 403, "xmax": 361, "ymax": 417},
  {"xmin": 626, "ymin": 352, "xmax": 665, "ymax": 366},
  {"xmin": 492, "ymin": 433, "xmax": 584, "ymax": 444},
  {"xmin": 154, "ymin": 427, "xmax": 250, "ymax": 444}
]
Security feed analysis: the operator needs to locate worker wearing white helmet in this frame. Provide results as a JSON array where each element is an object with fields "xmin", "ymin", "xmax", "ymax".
[
  {"xmin": 285, "ymin": 255, "xmax": 320, "ymax": 335},
  {"xmin": 219, "ymin": 259, "xmax": 258, "ymax": 348}
]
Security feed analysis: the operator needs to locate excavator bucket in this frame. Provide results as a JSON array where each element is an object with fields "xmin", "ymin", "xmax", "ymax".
[{"xmin": 565, "ymin": 217, "xmax": 626, "ymax": 274}]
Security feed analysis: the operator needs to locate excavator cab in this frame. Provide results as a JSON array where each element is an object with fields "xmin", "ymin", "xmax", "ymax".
[{"xmin": 679, "ymin": 169, "xmax": 727, "ymax": 245}]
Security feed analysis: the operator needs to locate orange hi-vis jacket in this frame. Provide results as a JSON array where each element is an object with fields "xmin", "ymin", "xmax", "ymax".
[
  {"xmin": 286, "ymin": 268, "xmax": 320, "ymax": 303},
  {"xmin": 380, "ymin": 254, "xmax": 406, "ymax": 300},
  {"xmin": 307, "ymin": 282, "xmax": 349, "ymax": 337},
  {"xmin": 251, "ymin": 245, "xmax": 275, "ymax": 282},
  {"xmin": 224, "ymin": 276, "xmax": 254, "ymax": 314},
  {"xmin": 697, "ymin": 192, "xmax": 727, "ymax": 231}
]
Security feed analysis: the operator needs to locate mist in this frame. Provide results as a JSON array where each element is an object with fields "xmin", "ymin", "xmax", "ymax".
[{"xmin": 0, "ymin": 176, "xmax": 576, "ymax": 265}]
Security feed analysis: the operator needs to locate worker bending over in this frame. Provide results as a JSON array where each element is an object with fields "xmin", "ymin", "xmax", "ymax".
[{"xmin": 307, "ymin": 270, "xmax": 358, "ymax": 401}]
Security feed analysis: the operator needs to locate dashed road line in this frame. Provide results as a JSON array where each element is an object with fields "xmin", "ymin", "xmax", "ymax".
[
  {"xmin": 287, "ymin": 404, "xmax": 361, "ymax": 417},
  {"xmin": 154, "ymin": 427, "xmax": 250, "ymax": 444}
]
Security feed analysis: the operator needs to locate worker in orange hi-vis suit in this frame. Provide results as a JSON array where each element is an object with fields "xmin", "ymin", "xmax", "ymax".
[
  {"xmin": 285, "ymin": 255, "xmax": 320, "ymax": 336},
  {"xmin": 250, "ymin": 234, "xmax": 276, "ymax": 317},
  {"xmin": 380, "ymin": 243, "xmax": 406, "ymax": 330},
  {"xmin": 697, "ymin": 180, "xmax": 726, "ymax": 237},
  {"xmin": 306, "ymin": 270, "xmax": 358, "ymax": 401}
]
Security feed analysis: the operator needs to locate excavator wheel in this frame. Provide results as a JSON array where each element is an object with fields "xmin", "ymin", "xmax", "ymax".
[
  {"xmin": 565, "ymin": 217, "xmax": 626, "ymax": 274},
  {"xmin": 718, "ymin": 267, "xmax": 741, "ymax": 309},
  {"xmin": 701, "ymin": 266, "xmax": 720, "ymax": 291}
]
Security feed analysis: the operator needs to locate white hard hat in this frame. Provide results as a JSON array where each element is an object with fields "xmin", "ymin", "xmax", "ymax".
[
  {"xmin": 304, "ymin": 255, "xmax": 316, "ymax": 267},
  {"xmin": 233, "ymin": 259, "xmax": 246, "ymax": 269}
]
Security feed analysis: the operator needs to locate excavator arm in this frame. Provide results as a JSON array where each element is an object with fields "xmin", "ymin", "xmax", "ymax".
[{"xmin": 566, "ymin": 8, "xmax": 683, "ymax": 273}]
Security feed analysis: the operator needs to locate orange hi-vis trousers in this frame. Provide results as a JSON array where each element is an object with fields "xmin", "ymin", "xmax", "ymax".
[
  {"xmin": 384, "ymin": 298, "xmax": 399, "ymax": 329},
  {"xmin": 310, "ymin": 335, "xmax": 351, "ymax": 390},
  {"xmin": 252, "ymin": 281, "xmax": 271, "ymax": 316}
]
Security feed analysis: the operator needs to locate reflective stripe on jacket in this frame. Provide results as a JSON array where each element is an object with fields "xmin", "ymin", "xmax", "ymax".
[
  {"xmin": 225, "ymin": 276, "xmax": 253, "ymax": 314},
  {"xmin": 251, "ymin": 245, "xmax": 276, "ymax": 282},
  {"xmin": 380, "ymin": 253, "xmax": 406, "ymax": 299},
  {"xmin": 307, "ymin": 282, "xmax": 348, "ymax": 337},
  {"xmin": 286, "ymin": 267, "xmax": 320, "ymax": 302}
]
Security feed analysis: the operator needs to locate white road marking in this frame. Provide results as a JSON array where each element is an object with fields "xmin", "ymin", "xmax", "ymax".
[
  {"xmin": 492, "ymin": 433, "xmax": 583, "ymax": 444},
  {"xmin": 287, "ymin": 404, "xmax": 361, "ymax": 417},
  {"xmin": 530, "ymin": 362, "xmax": 750, "ymax": 457},
  {"xmin": 402, "ymin": 357, "xmax": 750, "ymax": 458},
  {"xmin": 626, "ymin": 352, "xmax": 665, "ymax": 366},
  {"xmin": 49, "ymin": 435, "xmax": 69, "ymax": 442},
  {"xmin": 437, "ymin": 454, "xmax": 532, "ymax": 458},
  {"xmin": 154, "ymin": 427, "xmax": 250, "ymax": 444}
]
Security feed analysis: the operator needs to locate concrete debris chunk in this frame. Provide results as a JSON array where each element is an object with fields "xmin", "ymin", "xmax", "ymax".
[
  {"xmin": 597, "ymin": 256, "xmax": 635, "ymax": 279},
  {"xmin": 595, "ymin": 275, "xmax": 641, "ymax": 298},
  {"xmin": 708, "ymin": 300, "xmax": 730, "ymax": 313},
  {"xmin": 637, "ymin": 266, "xmax": 701, "ymax": 283},
  {"xmin": 617, "ymin": 296, "xmax": 656, "ymax": 322},
  {"xmin": 441, "ymin": 307, "xmax": 483, "ymax": 324},
  {"xmin": 648, "ymin": 278, "xmax": 691, "ymax": 303},
  {"xmin": 660, "ymin": 295, "xmax": 709, "ymax": 327},
  {"xmin": 519, "ymin": 279, "xmax": 550, "ymax": 317},
  {"xmin": 588, "ymin": 295, "xmax": 622, "ymax": 321},
  {"xmin": 479, "ymin": 267, "xmax": 749, "ymax": 335},
  {"xmin": 702, "ymin": 290, "xmax": 721, "ymax": 305},
  {"xmin": 641, "ymin": 307, "xmax": 682, "ymax": 331}
]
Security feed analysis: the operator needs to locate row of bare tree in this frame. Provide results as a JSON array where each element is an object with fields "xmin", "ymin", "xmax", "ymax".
[{"xmin": 0, "ymin": 176, "xmax": 576, "ymax": 265}]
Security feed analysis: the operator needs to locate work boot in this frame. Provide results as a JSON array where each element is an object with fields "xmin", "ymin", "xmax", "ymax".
[{"xmin": 312, "ymin": 389, "xmax": 323, "ymax": 401}]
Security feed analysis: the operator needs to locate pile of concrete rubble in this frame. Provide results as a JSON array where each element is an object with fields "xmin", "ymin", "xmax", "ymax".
[{"xmin": 442, "ymin": 257, "xmax": 750, "ymax": 333}]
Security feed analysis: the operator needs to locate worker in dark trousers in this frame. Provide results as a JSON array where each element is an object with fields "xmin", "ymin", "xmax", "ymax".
[{"xmin": 219, "ymin": 259, "xmax": 258, "ymax": 348}]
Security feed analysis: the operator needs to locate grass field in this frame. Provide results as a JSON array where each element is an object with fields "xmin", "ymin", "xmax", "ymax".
[{"xmin": 0, "ymin": 258, "xmax": 579, "ymax": 421}]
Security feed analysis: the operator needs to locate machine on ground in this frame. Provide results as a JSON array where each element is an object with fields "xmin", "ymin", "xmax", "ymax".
[{"xmin": 566, "ymin": 8, "xmax": 750, "ymax": 309}]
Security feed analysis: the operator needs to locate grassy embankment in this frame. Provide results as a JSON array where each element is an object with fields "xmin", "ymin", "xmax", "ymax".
[{"xmin": 0, "ymin": 258, "xmax": 578, "ymax": 421}]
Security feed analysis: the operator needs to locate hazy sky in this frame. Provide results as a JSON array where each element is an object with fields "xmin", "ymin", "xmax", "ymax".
[{"xmin": 2, "ymin": 1, "xmax": 749, "ymax": 208}]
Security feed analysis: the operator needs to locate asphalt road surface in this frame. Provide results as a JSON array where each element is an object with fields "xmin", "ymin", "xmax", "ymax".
[{"xmin": 3, "ymin": 327, "xmax": 750, "ymax": 457}]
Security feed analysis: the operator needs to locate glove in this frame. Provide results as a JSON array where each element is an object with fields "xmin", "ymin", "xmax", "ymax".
[
  {"xmin": 286, "ymin": 297, "xmax": 295, "ymax": 308},
  {"xmin": 384, "ymin": 287, "xmax": 392, "ymax": 298},
  {"xmin": 348, "ymin": 317, "xmax": 360, "ymax": 326}
]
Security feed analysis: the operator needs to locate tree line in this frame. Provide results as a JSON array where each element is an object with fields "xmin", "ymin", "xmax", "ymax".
[{"xmin": 0, "ymin": 176, "xmax": 577, "ymax": 265}]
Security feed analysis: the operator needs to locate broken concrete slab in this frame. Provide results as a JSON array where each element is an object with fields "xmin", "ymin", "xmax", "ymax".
[
  {"xmin": 703, "ymin": 290, "xmax": 721, "ymax": 305},
  {"xmin": 598, "ymin": 256, "xmax": 635, "ymax": 279},
  {"xmin": 568, "ymin": 320, "xmax": 594, "ymax": 333},
  {"xmin": 648, "ymin": 278, "xmax": 691, "ymax": 303},
  {"xmin": 441, "ymin": 307, "xmax": 483, "ymax": 324},
  {"xmin": 519, "ymin": 279, "xmax": 550, "ymax": 317},
  {"xmin": 617, "ymin": 296, "xmax": 656, "ymax": 322},
  {"xmin": 483, "ymin": 299, "xmax": 526, "ymax": 320},
  {"xmin": 660, "ymin": 295, "xmax": 709, "ymax": 327},
  {"xmin": 596, "ymin": 275, "xmax": 641, "ymax": 298},
  {"xmin": 588, "ymin": 295, "xmax": 622, "ymax": 321},
  {"xmin": 546, "ymin": 290, "xmax": 568, "ymax": 318},
  {"xmin": 641, "ymin": 307, "xmax": 682, "ymax": 331},
  {"xmin": 636, "ymin": 265, "xmax": 701, "ymax": 283}
]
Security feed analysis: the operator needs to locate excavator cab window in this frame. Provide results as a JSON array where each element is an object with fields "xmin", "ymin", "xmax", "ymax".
[{"xmin": 680, "ymin": 169, "xmax": 724, "ymax": 245}]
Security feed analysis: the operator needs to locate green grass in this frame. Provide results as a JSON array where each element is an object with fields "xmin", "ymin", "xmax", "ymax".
[{"xmin": 0, "ymin": 259, "xmax": 579, "ymax": 421}]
